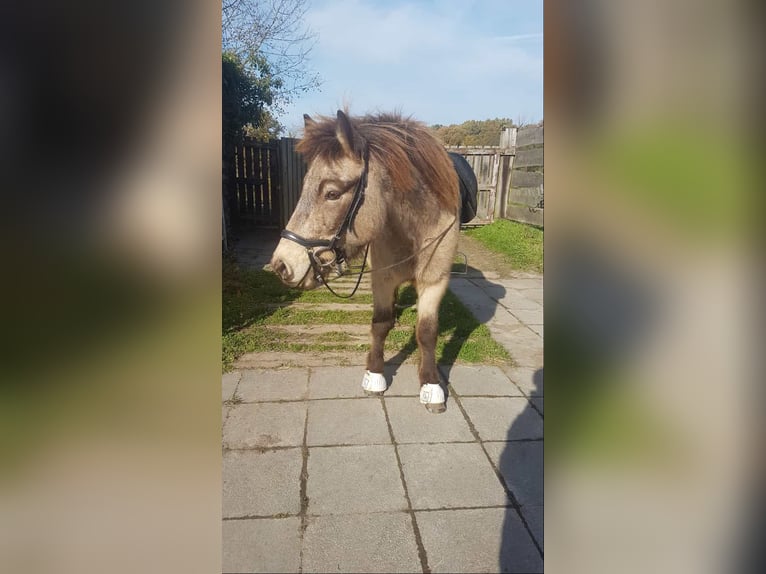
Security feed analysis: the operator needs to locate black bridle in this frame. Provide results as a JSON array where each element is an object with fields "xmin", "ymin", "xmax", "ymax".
[{"xmin": 279, "ymin": 149, "xmax": 370, "ymax": 297}]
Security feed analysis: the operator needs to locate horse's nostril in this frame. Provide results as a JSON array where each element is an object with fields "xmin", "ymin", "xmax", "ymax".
[{"xmin": 271, "ymin": 258, "xmax": 293, "ymax": 282}]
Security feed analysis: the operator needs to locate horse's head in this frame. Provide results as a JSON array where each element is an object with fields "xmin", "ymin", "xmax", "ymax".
[{"xmin": 270, "ymin": 110, "xmax": 379, "ymax": 289}]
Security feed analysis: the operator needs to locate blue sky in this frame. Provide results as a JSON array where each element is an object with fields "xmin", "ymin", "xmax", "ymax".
[{"xmin": 278, "ymin": 0, "xmax": 543, "ymax": 134}]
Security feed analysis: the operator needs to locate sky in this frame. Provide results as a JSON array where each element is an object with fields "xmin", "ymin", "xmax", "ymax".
[{"xmin": 278, "ymin": 0, "xmax": 543, "ymax": 134}]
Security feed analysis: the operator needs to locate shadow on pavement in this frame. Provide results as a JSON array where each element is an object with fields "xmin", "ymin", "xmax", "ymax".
[{"xmin": 499, "ymin": 367, "xmax": 544, "ymax": 570}]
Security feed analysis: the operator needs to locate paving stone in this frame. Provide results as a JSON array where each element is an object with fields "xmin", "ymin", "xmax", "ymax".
[
  {"xmin": 398, "ymin": 443, "xmax": 509, "ymax": 509},
  {"xmin": 308, "ymin": 366, "xmax": 368, "ymax": 398},
  {"xmin": 223, "ymin": 449, "xmax": 302, "ymax": 518},
  {"xmin": 236, "ymin": 368, "xmax": 308, "ymax": 402},
  {"xmin": 223, "ymin": 403, "xmax": 306, "ymax": 449},
  {"xmin": 448, "ymin": 279, "xmax": 512, "ymax": 326},
  {"xmin": 492, "ymin": 326, "xmax": 543, "ymax": 369},
  {"xmin": 307, "ymin": 399, "xmax": 390, "ymax": 446},
  {"xmin": 222, "ymin": 518, "xmax": 301, "ymax": 573},
  {"xmin": 504, "ymin": 278, "xmax": 544, "ymax": 291},
  {"xmin": 468, "ymin": 277, "xmax": 508, "ymax": 300},
  {"xmin": 416, "ymin": 508, "xmax": 543, "ymax": 573},
  {"xmin": 460, "ymin": 397, "xmax": 543, "ymax": 441},
  {"xmin": 383, "ymin": 363, "xmax": 422, "ymax": 396},
  {"xmin": 502, "ymin": 366, "xmax": 543, "ymax": 396},
  {"xmin": 441, "ymin": 365, "xmax": 522, "ymax": 396},
  {"xmin": 223, "ymin": 371, "xmax": 241, "ymax": 402},
  {"xmin": 521, "ymin": 505, "xmax": 544, "ymax": 547},
  {"xmin": 510, "ymin": 307, "xmax": 544, "ymax": 326},
  {"xmin": 384, "ymin": 397, "xmax": 474, "ymax": 443},
  {"xmin": 302, "ymin": 513, "xmax": 421, "ymax": 573},
  {"xmin": 484, "ymin": 441, "xmax": 544, "ymax": 507},
  {"xmin": 307, "ymin": 445, "xmax": 407, "ymax": 515},
  {"xmin": 496, "ymin": 289, "xmax": 544, "ymax": 312}
]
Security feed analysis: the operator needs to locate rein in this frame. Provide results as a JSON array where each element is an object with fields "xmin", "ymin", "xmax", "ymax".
[{"xmin": 280, "ymin": 147, "xmax": 456, "ymax": 299}]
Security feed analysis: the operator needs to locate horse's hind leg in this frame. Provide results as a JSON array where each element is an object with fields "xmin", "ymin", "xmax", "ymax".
[
  {"xmin": 362, "ymin": 275, "xmax": 398, "ymax": 395},
  {"xmin": 415, "ymin": 277, "xmax": 449, "ymax": 413}
]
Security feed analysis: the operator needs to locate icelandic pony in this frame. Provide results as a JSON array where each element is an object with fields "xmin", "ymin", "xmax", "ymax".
[{"xmin": 270, "ymin": 110, "xmax": 459, "ymax": 412}]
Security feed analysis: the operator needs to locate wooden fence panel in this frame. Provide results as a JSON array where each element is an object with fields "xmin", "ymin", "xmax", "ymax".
[
  {"xmin": 513, "ymin": 147, "xmax": 544, "ymax": 169},
  {"xmin": 228, "ymin": 139, "xmax": 281, "ymax": 227},
  {"xmin": 509, "ymin": 170, "xmax": 544, "ymax": 188},
  {"xmin": 508, "ymin": 186, "xmax": 544, "ymax": 208},
  {"xmin": 278, "ymin": 138, "xmax": 307, "ymax": 228},
  {"xmin": 505, "ymin": 204, "xmax": 543, "ymax": 227},
  {"xmin": 516, "ymin": 125, "xmax": 544, "ymax": 147}
]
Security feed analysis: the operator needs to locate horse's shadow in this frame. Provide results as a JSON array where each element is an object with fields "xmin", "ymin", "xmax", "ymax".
[{"xmin": 383, "ymin": 265, "xmax": 506, "ymax": 393}]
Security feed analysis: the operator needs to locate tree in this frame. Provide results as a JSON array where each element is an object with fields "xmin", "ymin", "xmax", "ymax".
[
  {"xmin": 431, "ymin": 118, "xmax": 517, "ymax": 146},
  {"xmin": 222, "ymin": 51, "xmax": 274, "ymax": 147},
  {"xmin": 222, "ymin": 0, "xmax": 321, "ymax": 115}
]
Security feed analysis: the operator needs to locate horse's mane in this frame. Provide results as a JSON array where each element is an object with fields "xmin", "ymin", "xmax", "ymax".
[{"xmin": 297, "ymin": 112, "xmax": 459, "ymax": 212}]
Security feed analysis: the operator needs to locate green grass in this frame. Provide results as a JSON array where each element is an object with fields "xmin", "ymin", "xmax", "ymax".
[
  {"xmin": 222, "ymin": 260, "xmax": 510, "ymax": 370},
  {"xmin": 464, "ymin": 219, "xmax": 543, "ymax": 273}
]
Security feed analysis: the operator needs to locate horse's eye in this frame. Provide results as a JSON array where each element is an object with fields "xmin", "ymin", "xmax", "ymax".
[{"xmin": 324, "ymin": 190, "xmax": 341, "ymax": 201}]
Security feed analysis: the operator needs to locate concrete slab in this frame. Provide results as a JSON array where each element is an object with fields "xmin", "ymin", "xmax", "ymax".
[
  {"xmin": 308, "ymin": 366, "xmax": 368, "ymax": 398},
  {"xmin": 307, "ymin": 399, "xmax": 390, "ymax": 446},
  {"xmin": 222, "ymin": 518, "xmax": 301, "ymax": 573},
  {"xmin": 492, "ymin": 325, "xmax": 543, "ymax": 369},
  {"xmin": 510, "ymin": 307, "xmax": 544, "ymax": 326},
  {"xmin": 484, "ymin": 441, "xmax": 544, "ymax": 507},
  {"xmin": 460, "ymin": 397, "xmax": 543, "ymax": 441},
  {"xmin": 223, "ymin": 403, "xmax": 306, "ymax": 449},
  {"xmin": 223, "ymin": 371, "xmax": 241, "ymax": 402},
  {"xmin": 468, "ymin": 278, "xmax": 507, "ymax": 300},
  {"xmin": 531, "ymin": 397, "xmax": 543, "ymax": 415},
  {"xmin": 521, "ymin": 505, "xmax": 544, "ymax": 548},
  {"xmin": 502, "ymin": 366, "xmax": 543, "ymax": 396},
  {"xmin": 440, "ymin": 365, "xmax": 523, "ymax": 396},
  {"xmin": 504, "ymin": 278, "xmax": 544, "ymax": 290},
  {"xmin": 307, "ymin": 445, "xmax": 407, "ymax": 515},
  {"xmin": 383, "ymin": 363, "xmax": 423, "ymax": 396},
  {"xmin": 482, "ymin": 285, "xmax": 542, "ymax": 312},
  {"xmin": 223, "ymin": 449, "xmax": 302, "ymax": 517},
  {"xmin": 416, "ymin": 508, "xmax": 543, "ymax": 573},
  {"xmin": 302, "ymin": 513, "xmax": 421, "ymax": 573},
  {"xmin": 384, "ymin": 397, "xmax": 474, "ymax": 443},
  {"xmin": 236, "ymin": 368, "xmax": 308, "ymax": 402},
  {"xmin": 398, "ymin": 443, "xmax": 509, "ymax": 509}
]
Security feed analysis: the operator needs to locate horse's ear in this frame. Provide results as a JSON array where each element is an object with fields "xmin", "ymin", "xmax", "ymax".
[
  {"xmin": 335, "ymin": 110, "xmax": 355, "ymax": 157},
  {"xmin": 303, "ymin": 114, "xmax": 315, "ymax": 129}
]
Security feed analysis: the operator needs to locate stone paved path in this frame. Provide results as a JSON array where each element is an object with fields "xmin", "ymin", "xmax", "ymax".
[{"xmin": 223, "ymin": 229, "xmax": 543, "ymax": 573}]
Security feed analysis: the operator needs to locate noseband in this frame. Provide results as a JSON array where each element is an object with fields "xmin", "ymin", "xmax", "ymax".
[{"xmin": 280, "ymin": 149, "xmax": 370, "ymax": 292}]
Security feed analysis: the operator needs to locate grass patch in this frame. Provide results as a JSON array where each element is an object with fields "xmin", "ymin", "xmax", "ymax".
[
  {"xmin": 223, "ymin": 261, "xmax": 510, "ymax": 370},
  {"xmin": 464, "ymin": 219, "xmax": 543, "ymax": 273}
]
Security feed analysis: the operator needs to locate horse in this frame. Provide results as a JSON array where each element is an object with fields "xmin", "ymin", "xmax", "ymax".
[{"xmin": 270, "ymin": 110, "xmax": 461, "ymax": 413}]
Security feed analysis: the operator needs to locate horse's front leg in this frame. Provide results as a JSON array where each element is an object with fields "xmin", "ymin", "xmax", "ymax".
[
  {"xmin": 362, "ymin": 276, "xmax": 398, "ymax": 395},
  {"xmin": 415, "ymin": 278, "xmax": 449, "ymax": 413}
]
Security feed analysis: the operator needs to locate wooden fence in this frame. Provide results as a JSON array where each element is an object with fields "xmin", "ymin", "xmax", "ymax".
[
  {"xmin": 223, "ymin": 124, "xmax": 542, "ymax": 243},
  {"xmin": 448, "ymin": 124, "xmax": 543, "ymax": 227},
  {"xmin": 224, "ymin": 137, "xmax": 306, "ymax": 231}
]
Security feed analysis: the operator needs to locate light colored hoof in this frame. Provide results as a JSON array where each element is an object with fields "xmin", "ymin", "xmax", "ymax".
[
  {"xmin": 420, "ymin": 383, "xmax": 446, "ymax": 414},
  {"xmin": 362, "ymin": 370, "xmax": 387, "ymax": 395}
]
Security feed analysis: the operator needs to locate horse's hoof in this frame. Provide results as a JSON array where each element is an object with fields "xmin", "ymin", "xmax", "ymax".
[
  {"xmin": 420, "ymin": 383, "xmax": 446, "ymax": 413},
  {"xmin": 362, "ymin": 370, "xmax": 387, "ymax": 395},
  {"xmin": 424, "ymin": 402, "xmax": 447, "ymax": 414}
]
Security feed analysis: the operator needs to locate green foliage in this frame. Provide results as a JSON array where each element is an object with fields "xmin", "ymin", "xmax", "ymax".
[
  {"xmin": 222, "ymin": 51, "xmax": 279, "ymax": 148},
  {"xmin": 464, "ymin": 219, "xmax": 544, "ymax": 273},
  {"xmin": 431, "ymin": 118, "xmax": 516, "ymax": 146}
]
